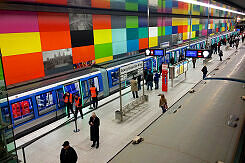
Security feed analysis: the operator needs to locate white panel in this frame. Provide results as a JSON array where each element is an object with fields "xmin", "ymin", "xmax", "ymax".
[{"xmin": 149, "ymin": 27, "xmax": 158, "ymax": 37}]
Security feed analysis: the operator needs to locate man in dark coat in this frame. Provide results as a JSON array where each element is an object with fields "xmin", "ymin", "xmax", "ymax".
[
  {"xmin": 147, "ymin": 69, "xmax": 153, "ymax": 91},
  {"xmin": 89, "ymin": 112, "xmax": 100, "ymax": 148},
  {"xmin": 60, "ymin": 141, "xmax": 78, "ymax": 163},
  {"xmin": 201, "ymin": 65, "xmax": 208, "ymax": 79},
  {"xmin": 218, "ymin": 50, "xmax": 223, "ymax": 61}
]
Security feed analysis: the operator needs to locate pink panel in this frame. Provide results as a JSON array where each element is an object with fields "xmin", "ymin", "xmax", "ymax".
[
  {"xmin": 202, "ymin": 30, "xmax": 207, "ymax": 36},
  {"xmin": 157, "ymin": 17, "xmax": 163, "ymax": 27},
  {"xmin": 0, "ymin": 10, "xmax": 39, "ymax": 33}
]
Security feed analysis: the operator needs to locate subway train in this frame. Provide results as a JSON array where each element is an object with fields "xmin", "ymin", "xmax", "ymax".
[{"xmin": 0, "ymin": 31, "xmax": 234, "ymax": 139}]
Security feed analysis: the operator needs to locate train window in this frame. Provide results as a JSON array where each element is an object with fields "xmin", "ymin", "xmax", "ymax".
[
  {"xmin": 64, "ymin": 82, "xmax": 80, "ymax": 96},
  {"xmin": 36, "ymin": 92, "xmax": 56, "ymax": 116},
  {"xmin": 1, "ymin": 105, "xmax": 11, "ymax": 124},
  {"xmin": 111, "ymin": 70, "xmax": 119, "ymax": 86},
  {"xmin": 81, "ymin": 80, "xmax": 89, "ymax": 98},
  {"xmin": 88, "ymin": 77, "xmax": 100, "ymax": 91},
  {"xmin": 11, "ymin": 98, "xmax": 34, "ymax": 125},
  {"xmin": 56, "ymin": 88, "xmax": 65, "ymax": 109}
]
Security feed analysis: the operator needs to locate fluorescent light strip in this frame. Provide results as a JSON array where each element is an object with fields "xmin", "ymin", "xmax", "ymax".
[{"xmin": 178, "ymin": 0, "xmax": 245, "ymax": 16}]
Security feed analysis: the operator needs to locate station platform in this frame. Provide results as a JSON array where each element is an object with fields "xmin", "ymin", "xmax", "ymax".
[{"xmin": 16, "ymin": 44, "xmax": 244, "ymax": 163}]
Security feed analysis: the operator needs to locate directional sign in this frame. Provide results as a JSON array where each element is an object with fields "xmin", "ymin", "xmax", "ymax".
[{"xmin": 120, "ymin": 61, "xmax": 143, "ymax": 81}]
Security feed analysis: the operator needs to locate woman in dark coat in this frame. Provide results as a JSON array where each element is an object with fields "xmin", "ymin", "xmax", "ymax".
[{"xmin": 89, "ymin": 112, "xmax": 100, "ymax": 148}]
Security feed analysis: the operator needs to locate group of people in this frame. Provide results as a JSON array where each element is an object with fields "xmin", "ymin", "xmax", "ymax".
[{"xmin": 63, "ymin": 84, "xmax": 98, "ymax": 119}]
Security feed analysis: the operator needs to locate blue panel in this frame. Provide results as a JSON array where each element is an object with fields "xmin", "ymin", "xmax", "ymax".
[
  {"xmin": 165, "ymin": 26, "xmax": 172, "ymax": 35},
  {"xmin": 138, "ymin": 16, "xmax": 148, "ymax": 27},
  {"xmin": 172, "ymin": 1, "xmax": 178, "ymax": 7},
  {"xmin": 126, "ymin": 28, "xmax": 139, "ymax": 40},
  {"xmin": 112, "ymin": 28, "xmax": 127, "ymax": 42},
  {"xmin": 172, "ymin": 26, "xmax": 178, "ymax": 34},
  {"xmin": 165, "ymin": 0, "xmax": 172, "ymax": 8},
  {"xmin": 138, "ymin": 4, "xmax": 147, "ymax": 11},
  {"xmin": 112, "ymin": 41, "xmax": 127, "ymax": 55},
  {"xmin": 127, "ymin": 39, "xmax": 139, "ymax": 52}
]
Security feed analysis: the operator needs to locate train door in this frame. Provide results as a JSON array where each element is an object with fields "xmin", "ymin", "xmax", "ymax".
[{"xmin": 98, "ymin": 69, "xmax": 109, "ymax": 97}]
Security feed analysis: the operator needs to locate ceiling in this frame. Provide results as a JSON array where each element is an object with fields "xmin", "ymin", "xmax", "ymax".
[{"xmin": 215, "ymin": 0, "xmax": 245, "ymax": 12}]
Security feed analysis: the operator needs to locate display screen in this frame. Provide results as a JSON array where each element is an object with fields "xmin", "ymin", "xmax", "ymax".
[
  {"xmin": 154, "ymin": 50, "xmax": 164, "ymax": 56},
  {"xmin": 186, "ymin": 49, "xmax": 210, "ymax": 58},
  {"xmin": 64, "ymin": 82, "xmax": 80, "ymax": 96},
  {"xmin": 146, "ymin": 49, "xmax": 165, "ymax": 56},
  {"xmin": 186, "ymin": 50, "xmax": 197, "ymax": 57},
  {"xmin": 11, "ymin": 99, "xmax": 34, "ymax": 123},
  {"xmin": 36, "ymin": 92, "xmax": 56, "ymax": 115}
]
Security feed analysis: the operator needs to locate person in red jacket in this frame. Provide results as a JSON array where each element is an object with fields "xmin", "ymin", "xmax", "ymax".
[
  {"xmin": 74, "ymin": 95, "xmax": 83, "ymax": 119},
  {"xmin": 63, "ymin": 92, "xmax": 74, "ymax": 118},
  {"xmin": 90, "ymin": 84, "xmax": 98, "ymax": 109}
]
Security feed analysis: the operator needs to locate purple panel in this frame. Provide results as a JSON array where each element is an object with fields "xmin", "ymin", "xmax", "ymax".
[
  {"xmin": 0, "ymin": 10, "xmax": 39, "ymax": 33},
  {"xmin": 157, "ymin": 17, "xmax": 163, "ymax": 27},
  {"xmin": 165, "ymin": 18, "xmax": 172, "ymax": 26},
  {"xmin": 165, "ymin": 8, "xmax": 172, "ymax": 13}
]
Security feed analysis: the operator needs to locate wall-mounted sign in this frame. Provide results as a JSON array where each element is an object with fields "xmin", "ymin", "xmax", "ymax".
[
  {"xmin": 160, "ymin": 41, "xmax": 170, "ymax": 48},
  {"xmin": 145, "ymin": 49, "xmax": 166, "ymax": 56},
  {"xmin": 185, "ymin": 49, "xmax": 210, "ymax": 58}
]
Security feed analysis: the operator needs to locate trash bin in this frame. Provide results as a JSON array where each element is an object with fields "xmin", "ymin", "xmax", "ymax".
[{"xmin": 115, "ymin": 110, "xmax": 122, "ymax": 120}]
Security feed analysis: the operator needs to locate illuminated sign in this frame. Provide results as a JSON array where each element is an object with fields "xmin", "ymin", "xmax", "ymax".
[
  {"xmin": 185, "ymin": 49, "xmax": 210, "ymax": 58},
  {"xmin": 145, "ymin": 49, "xmax": 166, "ymax": 56}
]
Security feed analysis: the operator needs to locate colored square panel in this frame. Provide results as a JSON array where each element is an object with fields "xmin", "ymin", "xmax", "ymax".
[
  {"xmin": 138, "ymin": 16, "xmax": 148, "ymax": 27},
  {"xmin": 111, "ymin": 0, "xmax": 126, "ymax": 10},
  {"xmin": 127, "ymin": 39, "xmax": 139, "ymax": 52},
  {"xmin": 138, "ymin": 27, "xmax": 148, "ymax": 39},
  {"xmin": 191, "ymin": 31, "xmax": 196, "ymax": 38},
  {"xmin": 138, "ymin": 4, "xmax": 147, "ymax": 11},
  {"xmin": 126, "ymin": 16, "xmax": 138, "ymax": 28},
  {"xmin": 94, "ymin": 29, "xmax": 112, "ymax": 44},
  {"xmin": 149, "ymin": 27, "xmax": 158, "ymax": 37},
  {"xmin": 91, "ymin": 0, "xmax": 110, "ymax": 9},
  {"xmin": 126, "ymin": 2, "xmax": 138, "ymax": 11},
  {"xmin": 0, "ymin": 10, "xmax": 39, "ymax": 34},
  {"xmin": 40, "ymin": 31, "xmax": 71, "ymax": 51},
  {"xmin": 172, "ymin": 0, "xmax": 178, "ymax": 7},
  {"xmin": 94, "ymin": 43, "xmax": 113, "ymax": 59},
  {"xmin": 38, "ymin": 12, "xmax": 70, "ymax": 32},
  {"xmin": 126, "ymin": 28, "xmax": 138, "ymax": 40},
  {"xmin": 165, "ymin": 26, "xmax": 172, "ymax": 35},
  {"xmin": 199, "ymin": 24, "xmax": 203, "ymax": 31},
  {"xmin": 149, "ymin": 36, "xmax": 158, "ymax": 48},
  {"xmin": 165, "ymin": 18, "xmax": 172, "ymax": 26},
  {"xmin": 111, "ymin": 15, "xmax": 126, "ymax": 28},
  {"xmin": 165, "ymin": 0, "xmax": 172, "ymax": 8},
  {"xmin": 0, "ymin": 32, "xmax": 41, "ymax": 56},
  {"xmin": 149, "ymin": 16, "xmax": 158, "ymax": 27},
  {"xmin": 96, "ymin": 56, "xmax": 113, "ymax": 64},
  {"xmin": 183, "ymin": 25, "xmax": 188, "ymax": 33},
  {"xmin": 112, "ymin": 41, "xmax": 127, "ymax": 55},
  {"xmin": 162, "ymin": 26, "xmax": 165, "ymax": 36},
  {"xmin": 158, "ymin": 27, "xmax": 162, "ymax": 36},
  {"xmin": 112, "ymin": 29, "xmax": 127, "ymax": 42},
  {"xmin": 183, "ymin": 32, "xmax": 189, "ymax": 40},
  {"xmin": 69, "ymin": 13, "xmax": 93, "ymax": 31},
  {"xmin": 157, "ymin": 17, "xmax": 163, "ymax": 27},
  {"xmin": 70, "ymin": 30, "xmax": 94, "ymax": 48},
  {"xmin": 172, "ymin": 26, "xmax": 178, "ymax": 34},
  {"xmin": 93, "ymin": 15, "xmax": 111, "ymax": 30},
  {"xmin": 3, "ymin": 52, "xmax": 45, "ymax": 85},
  {"xmin": 139, "ymin": 38, "xmax": 148, "ymax": 50},
  {"xmin": 178, "ymin": 25, "xmax": 183, "ymax": 33},
  {"xmin": 37, "ymin": 0, "xmax": 67, "ymax": 5},
  {"xmin": 72, "ymin": 45, "xmax": 95, "ymax": 64}
]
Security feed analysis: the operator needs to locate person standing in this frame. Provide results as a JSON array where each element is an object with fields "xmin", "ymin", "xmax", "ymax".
[
  {"xmin": 218, "ymin": 50, "xmax": 223, "ymax": 61},
  {"xmin": 90, "ymin": 84, "xmax": 98, "ymax": 109},
  {"xmin": 147, "ymin": 69, "xmax": 153, "ymax": 91},
  {"xmin": 192, "ymin": 58, "xmax": 196, "ymax": 68},
  {"xmin": 159, "ymin": 94, "xmax": 168, "ymax": 114},
  {"xmin": 130, "ymin": 77, "xmax": 139, "ymax": 98},
  {"xmin": 89, "ymin": 112, "xmax": 100, "ymax": 148},
  {"xmin": 143, "ymin": 68, "xmax": 148, "ymax": 86},
  {"xmin": 137, "ymin": 75, "xmax": 141, "ymax": 90},
  {"xmin": 236, "ymin": 40, "xmax": 239, "ymax": 50},
  {"xmin": 63, "ymin": 92, "xmax": 74, "ymax": 118},
  {"xmin": 214, "ymin": 42, "xmax": 218, "ymax": 54},
  {"xmin": 60, "ymin": 141, "xmax": 78, "ymax": 163},
  {"xmin": 218, "ymin": 41, "xmax": 221, "ymax": 53},
  {"xmin": 154, "ymin": 72, "xmax": 160, "ymax": 90},
  {"xmin": 201, "ymin": 65, "xmax": 208, "ymax": 79},
  {"xmin": 74, "ymin": 95, "xmax": 83, "ymax": 119}
]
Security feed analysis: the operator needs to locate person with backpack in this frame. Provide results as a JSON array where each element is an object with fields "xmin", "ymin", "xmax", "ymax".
[{"xmin": 159, "ymin": 94, "xmax": 168, "ymax": 114}]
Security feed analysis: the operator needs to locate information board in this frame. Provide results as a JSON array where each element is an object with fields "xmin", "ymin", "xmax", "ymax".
[
  {"xmin": 120, "ymin": 61, "xmax": 143, "ymax": 81},
  {"xmin": 145, "ymin": 49, "xmax": 166, "ymax": 56},
  {"xmin": 185, "ymin": 49, "xmax": 210, "ymax": 58}
]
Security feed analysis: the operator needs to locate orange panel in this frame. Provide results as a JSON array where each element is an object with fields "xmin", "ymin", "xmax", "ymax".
[
  {"xmin": 91, "ymin": 0, "xmax": 110, "ymax": 9},
  {"xmin": 38, "ymin": 12, "xmax": 70, "ymax": 32},
  {"xmin": 139, "ymin": 38, "xmax": 148, "ymax": 50},
  {"xmin": 36, "ymin": 0, "xmax": 67, "ymax": 5},
  {"xmin": 3, "ymin": 52, "xmax": 45, "ymax": 85},
  {"xmin": 183, "ymin": 25, "xmax": 188, "ymax": 33},
  {"xmin": 72, "ymin": 45, "xmax": 95, "ymax": 64},
  {"xmin": 40, "ymin": 31, "xmax": 71, "ymax": 51},
  {"xmin": 178, "ymin": 25, "xmax": 183, "ymax": 33},
  {"xmin": 93, "ymin": 15, "xmax": 111, "ymax": 30}
]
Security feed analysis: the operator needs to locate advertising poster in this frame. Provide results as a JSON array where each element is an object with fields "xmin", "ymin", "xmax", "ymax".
[
  {"xmin": 179, "ymin": 64, "xmax": 184, "ymax": 74},
  {"xmin": 11, "ymin": 99, "xmax": 33, "ymax": 120},
  {"xmin": 64, "ymin": 82, "xmax": 80, "ymax": 95},
  {"xmin": 183, "ymin": 61, "xmax": 188, "ymax": 72},
  {"xmin": 174, "ymin": 64, "xmax": 180, "ymax": 78},
  {"xmin": 36, "ymin": 92, "xmax": 56, "ymax": 115}
]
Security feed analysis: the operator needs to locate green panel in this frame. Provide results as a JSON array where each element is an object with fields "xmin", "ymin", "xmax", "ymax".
[
  {"xmin": 138, "ymin": 27, "xmax": 148, "ymax": 38},
  {"xmin": 138, "ymin": 0, "xmax": 147, "ymax": 4},
  {"xmin": 158, "ymin": 27, "xmax": 162, "ymax": 36},
  {"xmin": 126, "ymin": 16, "xmax": 138, "ymax": 28},
  {"xmin": 0, "ymin": 59, "xmax": 4, "ymax": 80},
  {"xmin": 162, "ymin": 26, "xmax": 165, "ymax": 36},
  {"xmin": 94, "ymin": 43, "xmax": 113, "ymax": 59},
  {"xmin": 126, "ymin": 2, "xmax": 138, "ymax": 11},
  {"xmin": 199, "ymin": 24, "xmax": 203, "ymax": 31},
  {"xmin": 158, "ymin": 0, "xmax": 162, "ymax": 7}
]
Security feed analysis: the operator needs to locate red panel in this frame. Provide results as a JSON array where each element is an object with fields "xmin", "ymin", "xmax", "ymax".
[
  {"xmin": 91, "ymin": 0, "xmax": 110, "ymax": 9},
  {"xmin": 183, "ymin": 25, "xmax": 188, "ymax": 33},
  {"xmin": 3, "ymin": 52, "xmax": 45, "ymax": 85},
  {"xmin": 40, "ymin": 31, "xmax": 71, "ymax": 51},
  {"xmin": 36, "ymin": 0, "xmax": 67, "ymax": 5},
  {"xmin": 139, "ymin": 38, "xmax": 148, "ymax": 50},
  {"xmin": 38, "ymin": 12, "xmax": 70, "ymax": 32},
  {"xmin": 72, "ymin": 45, "xmax": 95, "ymax": 64},
  {"xmin": 93, "ymin": 15, "xmax": 111, "ymax": 30},
  {"xmin": 178, "ymin": 25, "xmax": 183, "ymax": 33}
]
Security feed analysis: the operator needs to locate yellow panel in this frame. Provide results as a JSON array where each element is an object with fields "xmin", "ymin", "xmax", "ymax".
[
  {"xmin": 94, "ymin": 29, "xmax": 112, "ymax": 45},
  {"xmin": 149, "ymin": 37, "xmax": 158, "ymax": 48},
  {"xmin": 191, "ymin": 31, "xmax": 196, "ymax": 38},
  {"xmin": 0, "ymin": 32, "xmax": 41, "ymax": 56},
  {"xmin": 95, "ymin": 56, "xmax": 113, "ymax": 64},
  {"xmin": 172, "ymin": 18, "xmax": 179, "ymax": 26},
  {"xmin": 183, "ymin": 19, "xmax": 188, "ymax": 25},
  {"xmin": 183, "ymin": 32, "xmax": 189, "ymax": 40}
]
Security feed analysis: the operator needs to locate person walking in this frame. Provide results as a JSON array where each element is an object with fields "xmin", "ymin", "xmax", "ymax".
[
  {"xmin": 236, "ymin": 40, "xmax": 239, "ymax": 50},
  {"xmin": 159, "ymin": 94, "xmax": 168, "ymax": 114},
  {"xmin": 147, "ymin": 69, "xmax": 153, "ymax": 91},
  {"xmin": 90, "ymin": 84, "xmax": 98, "ymax": 109},
  {"xmin": 130, "ymin": 77, "xmax": 139, "ymax": 98},
  {"xmin": 201, "ymin": 65, "xmax": 208, "ymax": 79},
  {"xmin": 218, "ymin": 41, "xmax": 221, "ymax": 53},
  {"xmin": 74, "ymin": 95, "xmax": 83, "ymax": 119},
  {"xmin": 89, "ymin": 112, "xmax": 100, "ymax": 149},
  {"xmin": 154, "ymin": 72, "xmax": 160, "ymax": 90},
  {"xmin": 218, "ymin": 50, "xmax": 223, "ymax": 61},
  {"xmin": 137, "ymin": 75, "xmax": 141, "ymax": 90},
  {"xmin": 143, "ymin": 68, "xmax": 148, "ymax": 86},
  {"xmin": 60, "ymin": 141, "xmax": 78, "ymax": 163},
  {"xmin": 63, "ymin": 92, "xmax": 74, "ymax": 118},
  {"xmin": 214, "ymin": 42, "xmax": 218, "ymax": 54},
  {"xmin": 192, "ymin": 58, "xmax": 196, "ymax": 68}
]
